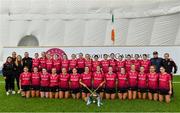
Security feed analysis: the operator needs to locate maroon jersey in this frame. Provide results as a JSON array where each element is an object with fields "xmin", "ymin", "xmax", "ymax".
[
  {"xmin": 61, "ymin": 59, "xmax": 69, "ymax": 71},
  {"xmin": 101, "ymin": 60, "xmax": 110, "ymax": 73},
  {"xmin": 128, "ymin": 71, "xmax": 138, "ymax": 87},
  {"xmin": 46, "ymin": 59, "xmax": 53, "ymax": 71},
  {"xmin": 40, "ymin": 73, "xmax": 50, "ymax": 87},
  {"xmin": 59, "ymin": 73, "xmax": 70, "ymax": 89},
  {"xmin": 69, "ymin": 59, "xmax": 77, "ymax": 69},
  {"xmin": 109, "ymin": 59, "xmax": 117, "ymax": 72},
  {"xmin": 116, "ymin": 60, "xmax": 125, "ymax": 72},
  {"xmin": 140, "ymin": 60, "xmax": 151, "ymax": 73},
  {"xmin": 77, "ymin": 58, "xmax": 85, "ymax": 68},
  {"xmin": 92, "ymin": 60, "xmax": 101, "ymax": 72},
  {"xmin": 81, "ymin": 72, "xmax": 92, "ymax": 87},
  {"xmin": 85, "ymin": 59, "xmax": 93, "ymax": 72},
  {"xmin": 117, "ymin": 72, "xmax": 128, "ymax": 88},
  {"xmin": 39, "ymin": 57, "xmax": 46, "ymax": 69},
  {"xmin": 70, "ymin": 74, "xmax": 81, "ymax": 89},
  {"xmin": 134, "ymin": 60, "xmax": 141, "ymax": 72},
  {"xmin": 20, "ymin": 72, "xmax": 31, "ymax": 86},
  {"xmin": 147, "ymin": 73, "xmax": 159, "ymax": 90},
  {"xmin": 125, "ymin": 60, "xmax": 134, "ymax": 72},
  {"xmin": 53, "ymin": 59, "xmax": 61, "ymax": 71},
  {"xmin": 49, "ymin": 74, "xmax": 59, "ymax": 87},
  {"xmin": 105, "ymin": 73, "xmax": 116, "ymax": 88},
  {"xmin": 138, "ymin": 73, "xmax": 147, "ymax": 88},
  {"xmin": 31, "ymin": 72, "xmax": 40, "ymax": 86},
  {"xmin": 93, "ymin": 72, "xmax": 104, "ymax": 88},
  {"xmin": 159, "ymin": 73, "xmax": 171, "ymax": 90},
  {"xmin": 32, "ymin": 58, "xmax": 40, "ymax": 68}
]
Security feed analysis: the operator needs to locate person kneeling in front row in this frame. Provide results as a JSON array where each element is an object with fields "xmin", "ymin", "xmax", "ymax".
[
  {"xmin": 159, "ymin": 66, "xmax": 172, "ymax": 103},
  {"xmin": 19, "ymin": 67, "xmax": 31, "ymax": 98}
]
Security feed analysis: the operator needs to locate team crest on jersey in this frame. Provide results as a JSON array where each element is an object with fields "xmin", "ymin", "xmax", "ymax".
[
  {"xmin": 46, "ymin": 48, "xmax": 66, "ymax": 59},
  {"xmin": 168, "ymin": 62, "xmax": 170, "ymax": 65}
]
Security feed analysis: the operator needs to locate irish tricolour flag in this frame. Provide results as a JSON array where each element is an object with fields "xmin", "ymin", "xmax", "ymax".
[{"xmin": 111, "ymin": 14, "xmax": 115, "ymax": 44}]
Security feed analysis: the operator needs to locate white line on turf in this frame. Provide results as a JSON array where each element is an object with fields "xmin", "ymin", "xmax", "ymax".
[{"xmin": 173, "ymin": 82, "xmax": 180, "ymax": 83}]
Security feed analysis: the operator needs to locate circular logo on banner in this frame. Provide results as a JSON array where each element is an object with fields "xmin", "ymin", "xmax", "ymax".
[{"xmin": 46, "ymin": 48, "xmax": 66, "ymax": 59}]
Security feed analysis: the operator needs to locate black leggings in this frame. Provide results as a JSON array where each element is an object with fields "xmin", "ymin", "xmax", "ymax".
[
  {"xmin": 5, "ymin": 75, "xmax": 15, "ymax": 91},
  {"xmin": 15, "ymin": 75, "xmax": 20, "ymax": 90},
  {"xmin": 170, "ymin": 74, "xmax": 174, "ymax": 97}
]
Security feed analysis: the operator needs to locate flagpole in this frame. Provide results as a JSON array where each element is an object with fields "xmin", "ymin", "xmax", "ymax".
[{"xmin": 112, "ymin": 36, "xmax": 115, "ymax": 46}]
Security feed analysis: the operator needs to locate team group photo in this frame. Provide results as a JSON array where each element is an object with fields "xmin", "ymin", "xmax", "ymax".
[
  {"xmin": 1, "ymin": 0, "xmax": 180, "ymax": 112},
  {"xmin": 2, "ymin": 50, "xmax": 177, "ymax": 105}
]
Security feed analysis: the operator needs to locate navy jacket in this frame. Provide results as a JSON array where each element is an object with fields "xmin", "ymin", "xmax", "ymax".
[{"xmin": 150, "ymin": 57, "xmax": 163, "ymax": 73}]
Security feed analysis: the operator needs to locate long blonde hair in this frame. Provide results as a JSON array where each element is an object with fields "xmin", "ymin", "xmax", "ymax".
[{"xmin": 15, "ymin": 55, "xmax": 23, "ymax": 66}]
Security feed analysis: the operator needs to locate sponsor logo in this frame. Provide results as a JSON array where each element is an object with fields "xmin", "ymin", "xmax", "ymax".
[{"xmin": 46, "ymin": 48, "xmax": 66, "ymax": 59}]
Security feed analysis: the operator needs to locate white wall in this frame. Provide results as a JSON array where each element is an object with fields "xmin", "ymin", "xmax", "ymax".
[{"xmin": 1, "ymin": 0, "xmax": 180, "ymax": 66}]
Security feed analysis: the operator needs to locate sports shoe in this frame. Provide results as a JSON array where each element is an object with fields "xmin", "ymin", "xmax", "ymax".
[
  {"xmin": 86, "ymin": 99, "xmax": 91, "ymax": 105},
  {"xmin": 6, "ymin": 92, "xmax": 10, "ymax": 96},
  {"xmin": 17, "ymin": 90, "xmax": 21, "ymax": 94},
  {"xmin": 97, "ymin": 101, "xmax": 101, "ymax": 107},
  {"xmin": 12, "ymin": 91, "xmax": 16, "ymax": 94}
]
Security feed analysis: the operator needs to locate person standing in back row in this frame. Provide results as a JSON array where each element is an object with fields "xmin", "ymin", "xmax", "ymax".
[
  {"xmin": 161, "ymin": 53, "xmax": 177, "ymax": 76},
  {"xmin": 14, "ymin": 55, "xmax": 23, "ymax": 94},
  {"xmin": 22, "ymin": 52, "xmax": 32, "ymax": 72},
  {"xmin": 2, "ymin": 57, "xmax": 16, "ymax": 95},
  {"xmin": 150, "ymin": 51, "xmax": 163, "ymax": 73},
  {"xmin": 11, "ymin": 52, "xmax": 17, "ymax": 93}
]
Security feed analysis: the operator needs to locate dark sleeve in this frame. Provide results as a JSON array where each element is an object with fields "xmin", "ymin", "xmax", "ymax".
[
  {"xmin": 2, "ymin": 64, "xmax": 7, "ymax": 77},
  {"xmin": 150, "ymin": 58, "xmax": 153, "ymax": 65},
  {"xmin": 172, "ymin": 61, "xmax": 177, "ymax": 73},
  {"xmin": 29, "ymin": 58, "xmax": 33, "ymax": 69},
  {"xmin": 13, "ymin": 62, "xmax": 17, "ymax": 71},
  {"xmin": 160, "ymin": 58, "xmax": 164, "ymax": 67},
  {"xmin": 22, "ymin": 58, "xmax": 25, "ymax": 67}
]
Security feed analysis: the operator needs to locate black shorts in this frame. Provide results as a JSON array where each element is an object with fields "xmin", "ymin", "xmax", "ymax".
[
  {"xmin": 81, "ymin": 87, "xmax": 92, "ymax": 93},
  {"xmin": 77, "ymin": 68, "xmax": 84, "ymax": 74},
  {"xmin": 93, "ymin": 87, "xmax": 104, "ymax": 94},
  {"xmin": 40, "ymin": 86, "xmax": 49, "ymax": 92},
  {"xmin": 71, "ymin": 88, "xmax": 80, "ymax": 94},
  {"xmin": 138, "ymin": 88, "xmax": 147, "ymax": 93},
  {"xmin": 159, "ymin": 89, "xmax": 169, "ymax": 95},
  {"xmin": 129, "ymin": 86, "xmax": 138, "ymax": 91},
  {"xmin": 148, "ymin": 88, "xmax": 158, "ymax": 94},
  {"xmin": 59, "ymin": 88, "xmax": 69, "ymax": 92},
  {"xmin": 105, "ymin": 88, "xmax": 116, "ymax": 94},
  {"xmin": 49, "ymin": 86, "xmax": 59, "ymax": 92},
  {"xmin": 21, "ymin": 85, "xmax": 30, "ymax": 91},
  {"xmin": 118, "ymin": 88, "xmax": 128, "ymax": 93},
  {"xmin": 31, "ymin": 85, "xmax": 40, "ymax": 90}
]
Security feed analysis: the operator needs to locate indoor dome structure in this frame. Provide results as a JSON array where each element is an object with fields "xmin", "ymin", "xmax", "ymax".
[{"xmin": 0, "ymin": 0, "xmax": 180, "ymax": 64}]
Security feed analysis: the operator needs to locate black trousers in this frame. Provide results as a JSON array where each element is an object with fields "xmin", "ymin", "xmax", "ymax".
[
  {"xmin": 14, "ymin": 71, "xmax": 21, "ymax": 90},
  {"xmin": 170, "ymin": 74, "xmax": 174, "ymax": 97},
  {"xmin": 5, "ymin": 75, "xmax": 15, "ymax": 91},
  {"xmin": 15, "ymin": 74, "xmax": 20, "ymax": 90}
]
